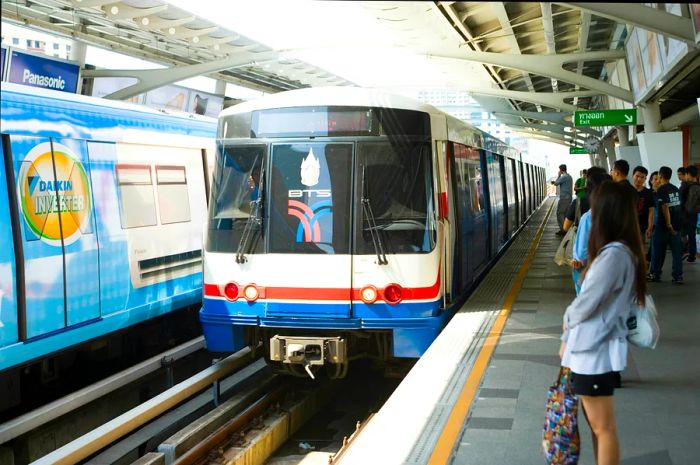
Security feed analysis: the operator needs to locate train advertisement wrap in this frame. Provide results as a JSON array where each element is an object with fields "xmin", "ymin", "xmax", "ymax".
[{"xmin": 18, "ymin": 142, "xmax": 92, "ymax": 246}]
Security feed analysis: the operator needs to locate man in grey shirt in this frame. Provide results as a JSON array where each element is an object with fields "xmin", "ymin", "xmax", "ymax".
[{"xmin": 552, "ymin": 164, "xmax": 573, "ymax": 236}]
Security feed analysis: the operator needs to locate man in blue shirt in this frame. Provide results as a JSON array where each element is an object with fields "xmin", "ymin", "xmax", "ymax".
[{"xmin": 649, "ymin": 166, "xmax": 683, "ymax": 284}]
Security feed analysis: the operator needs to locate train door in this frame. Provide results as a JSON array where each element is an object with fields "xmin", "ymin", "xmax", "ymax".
[
  {"xmin": 486, "ymin": 152, "xmax": 506, "ymax": 253},
  {"xmin": 52, "ymin": 138, "xmax": 100, "ymax": 326},
  {"xmin": 8, "ymin": 135, "xmax": 66, "ymax": 339},
  {"xmin": 268, "ymin": 142, "xmax": 353, "ymax": 317},
  {"xmin": 508, "ymin": 158, "xmax": 520, "ymax": 231},
  {"xmin": 7, "ymin": 136, "xmax": 100, "ymax": 341},
  {"xmin": 499, "ymin": 155, "xmax": 509, "ymax": 241},
  {"xmin": 517, "ymin": 161, "xmax": 526, "ymax": 221},
  {"xmin": 1, "ymin": 137, "xmax": 19, "ymax": 349}
]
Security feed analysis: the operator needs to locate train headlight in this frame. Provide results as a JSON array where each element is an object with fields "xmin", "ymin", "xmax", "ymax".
[
  {"xmin": 383, "ymin": 284, "xmax": 403, "ymax": 305},
  {"xmin": 243, "ymin": 284, "xmax": 260, "ymax": 302},
  {"xmin": 360, "ymin": 285, "xmax": 378, "ymax": 304},
  {"xmin": 223, "ymin": 282, "xmax": 239, "ymax": 301}
]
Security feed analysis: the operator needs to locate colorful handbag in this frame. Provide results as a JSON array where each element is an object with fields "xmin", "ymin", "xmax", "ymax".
[{"xmin": 542, "ymin": 367, "xmax": 580, "ymax": 465}]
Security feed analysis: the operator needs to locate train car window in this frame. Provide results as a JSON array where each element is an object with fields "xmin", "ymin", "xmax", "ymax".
[
  {"xmin": 156, "ymin": 166, "xmax": 191, "ymax": 224},
  {"xmin": 206, "ymin": 144, "xmax": 265, "ymax": 253},
  {"xmin": 355, "ymin": 140, "xmax": 435, "ymax": 254},
  {"xmin": 115, "ymin": 164, "xmax": 157, "ymax": 229},
  {"xmin": 268, "ymin": 142, "xmax": 352, "ymax": 254}
]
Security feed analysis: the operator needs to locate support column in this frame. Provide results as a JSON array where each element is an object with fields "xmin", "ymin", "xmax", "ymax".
[
  {"xmin": 70, "ymin": 41, "xmax": 88, "ymax": 94},
  {"xmin": 215, "ymin": 79, "xmax": 227, "ymax": 96},
  {"xmin": 616, "ymin": 126, "xmax": 629, "ymax": 147},
  {"xmin": 604, "ymin": 139, "xmax": 617, "ymax": 165},
  {"xmin": 640, "ymin": 102, "xmax": 661, "ymax": 134},
  {"xmin": 638, "ymin": 101, "xmax": 682, "ymax": 171},
  {"xmin": 597, "ymin": 144, "xmax": 609, "ymax": 170},
  {"xmin": 588, "ymin": 152, "xmax": 595, "ymax": 167}
]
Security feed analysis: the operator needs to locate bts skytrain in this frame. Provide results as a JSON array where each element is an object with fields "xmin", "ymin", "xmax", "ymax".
[
  {"xmin": 0, "ymin": 83, "xmax": 216, "ymax": 407},
  {"xmin": 199, "ymin": 87, "xmax": 545, "ymax": 378}
]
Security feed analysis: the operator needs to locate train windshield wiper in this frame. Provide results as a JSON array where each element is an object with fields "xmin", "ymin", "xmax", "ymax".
[
  {"xmin": 236, "ymin": 168, "xmax": 264, "ymax": 264},
  {"xmin": 361, "ymin": 165, "xmax": 388, "ymax": 265}
]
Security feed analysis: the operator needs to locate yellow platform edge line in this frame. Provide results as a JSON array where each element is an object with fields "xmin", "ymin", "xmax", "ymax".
[{"xmin": 427, "ymin": 200, "xmax": 556, "ymax": 465}]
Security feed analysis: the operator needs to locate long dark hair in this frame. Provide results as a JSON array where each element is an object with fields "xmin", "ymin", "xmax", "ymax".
[{"xmin": 586, "ymin": 180, "xmax": 647, "ymax": 304}]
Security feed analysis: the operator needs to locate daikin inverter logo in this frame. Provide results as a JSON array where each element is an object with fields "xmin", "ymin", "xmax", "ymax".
[{"xmin": 18, "ymin": 142, "xmax": 92, "ymax": 246}]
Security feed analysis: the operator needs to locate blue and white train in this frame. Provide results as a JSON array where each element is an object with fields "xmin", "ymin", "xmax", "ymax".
[
  {"xmin": 199, "ymin": 87, "xmax": 545, "ymax": 378},
  {"xmin": 0, "ymin": 83, "xmax": 216, "ymax": 401}
]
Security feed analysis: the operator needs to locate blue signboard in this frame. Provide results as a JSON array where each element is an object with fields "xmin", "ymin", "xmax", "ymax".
[{"xmin": 8, "ymin": 50, "xmax": 79, "ymax": 93}]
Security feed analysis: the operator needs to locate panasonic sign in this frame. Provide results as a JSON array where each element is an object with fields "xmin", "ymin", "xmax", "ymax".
[{"xmin": 8, "ymin": 50, "xmax": 79, "ymax": 93}]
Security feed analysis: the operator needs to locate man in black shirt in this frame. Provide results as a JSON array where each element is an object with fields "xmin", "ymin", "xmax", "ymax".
[
  {"xmin": 632, "ymin": 166, "xmax": 654, "ymax": 240},
  {"xmin": 683, "ymin": 165, "xmax": 699, "ymax": 262},
  {"xmin": 649, "ymin": 166, "xmax": 683, "ymax": 284},
  {"xmin": 611, "ymin": 159, "xmax": 637, "ymax": 195}
]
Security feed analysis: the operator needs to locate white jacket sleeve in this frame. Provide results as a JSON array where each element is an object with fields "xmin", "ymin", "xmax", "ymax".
[{"xmin": 564, "ymin": 247, "xmax": 625, "ymax": 329}]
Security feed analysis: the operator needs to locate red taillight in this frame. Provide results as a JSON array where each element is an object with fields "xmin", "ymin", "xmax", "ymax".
[
  {"xmin": 383, "ymin": 284, "xmax": 403, "ymax": 305},
  {"xmin": 223, "ymin": 282, "xmax": 239, "ymax": 301}
]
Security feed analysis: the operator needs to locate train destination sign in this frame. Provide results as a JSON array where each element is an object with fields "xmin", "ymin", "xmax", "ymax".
[
  {"xmin": 569, "ymin": 147, "xmax": 588, "ymax": 154},
  {"xmin": 574, "ymin": 109, "xmax": 637, "ymax": 126}
]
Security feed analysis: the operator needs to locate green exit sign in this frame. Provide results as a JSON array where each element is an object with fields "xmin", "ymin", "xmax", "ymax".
[
  {"xmin": 574, "ymin": 109, "xmax": 637, "ymax": 126},
  {"xmin": 569, "ymin": 147, "xmax": 588, "ymax": 154}
]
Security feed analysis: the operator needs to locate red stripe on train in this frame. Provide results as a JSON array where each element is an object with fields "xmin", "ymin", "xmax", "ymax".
[{"xmin": 203, "ymin": 274, "xmax": 440, "ymax": 302}]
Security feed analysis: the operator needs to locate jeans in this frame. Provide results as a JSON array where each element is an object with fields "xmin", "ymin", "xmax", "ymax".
[
  {"xmin": 682, "ymin": 221, "xmax": 697, "ymax": 261},
  {"xmin": 557, "ymin": 196, "xmax": 571, "ymax": 232},
  {"xmin": 650, "ymin": 228, "xmax": 683, "ymax": 279}
]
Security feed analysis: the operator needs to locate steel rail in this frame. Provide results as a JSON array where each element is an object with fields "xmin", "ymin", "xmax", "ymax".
[
  {"xmin": 29, "ymin": 346, "xmax": 257, "ymax": 465},
  {"xmin": 171, "ymin": 384, "xmax": 286, "ymax": 465},
  {"xmin": 0, "ymin": 336, "xmax": 205, "ymax": 444}
]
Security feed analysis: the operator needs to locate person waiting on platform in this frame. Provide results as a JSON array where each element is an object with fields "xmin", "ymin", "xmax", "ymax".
[
  {"xmin": 567, "ymin": 167, "xmax": 611, "ymax": 294},
  {"xmin": 632, "ymin": 166, "xmax": 655, "ymax": 245},
  {"xmin": 551, "ymin": 164, "xmax": 573, "ymax": 237},
  {"xmin": 648, "ymin": 166, "xmax": 683, "ymax": 284},
  {"xmin": 611, "ymin": 159, "xmax": 637, "ymax": 195},
  {"xmin": 682, "ymin": 165, "xmax": 700, "ymax": 263},
  {"xmin": 559, "ymin": 180, "xmax": 647, "ymax": 465},
  {"xmin": 574, "ymin": 169, "xmax": 587, "ymax": 201}
]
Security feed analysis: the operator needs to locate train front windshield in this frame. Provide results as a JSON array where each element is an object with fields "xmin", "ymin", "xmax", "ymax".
[{"xmin": 206, "ymin": 107, "xmax": 436, "ymax": 256}]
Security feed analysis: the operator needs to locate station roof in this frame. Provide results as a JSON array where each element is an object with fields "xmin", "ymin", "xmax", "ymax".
[{"xmin": 2, "ymin": 1, "xmax": 698, "ymax": 147}]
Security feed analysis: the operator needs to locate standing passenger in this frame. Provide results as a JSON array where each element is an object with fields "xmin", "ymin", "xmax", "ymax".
[
  {"xmin": 574, "ymin": 169, "xmax": 588, "ymax": 201},
  {"xmin": 648, "ymin": 166, "xmax": 683, "ymax": 284},
  {"xmin": 570, "ymin": 167, "xmax": 611, "ymax": 294},
  {"xmin": 611, "ymin": 159, "xmax": 637, "ymax": 196},
  {"xmin": 632, "ymin": 166, "xmax": 654, "ymax": 242},
  {"xmin": 560, "ymin": 180, "xmax": 647, "ymax": 465},
  {"xmin": 682, "ymin": 166, "xmax": 700, "ymax": 263},
  {"xmin": 552, "ymin": 164, "xmax": 573, "ymax": 236}
]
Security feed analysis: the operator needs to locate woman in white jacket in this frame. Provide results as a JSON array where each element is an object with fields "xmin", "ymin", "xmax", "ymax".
[{"xmin": 559, "ymin": 180, "xmax": 647, "ymax": 465}]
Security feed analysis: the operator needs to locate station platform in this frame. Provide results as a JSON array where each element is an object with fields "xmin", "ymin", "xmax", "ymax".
[{"xmin": 337, "ymin": 197, "xmax": 699, "ymax": 465}]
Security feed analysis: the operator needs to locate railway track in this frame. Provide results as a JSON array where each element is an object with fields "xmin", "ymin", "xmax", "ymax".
[{"xmin": 5, "ymin": 350, "xmax": 400, "ymax": 465}]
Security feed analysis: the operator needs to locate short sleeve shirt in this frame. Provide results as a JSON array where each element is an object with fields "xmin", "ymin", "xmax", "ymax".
[
  {"xmin": 574, "ymin": 177, "xmax": 586, "ymax": 200},
  {"xmin": 654, "ymin": 183, "xmax": 682, "ymax": 230},
  {"xmin": 636, "ymin": 187, "xmax": 654, "ymax": 231}
]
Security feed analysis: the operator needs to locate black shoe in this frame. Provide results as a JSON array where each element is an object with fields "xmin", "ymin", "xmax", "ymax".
[
  {"xmin": 555, "ymin": 230, "xmax": 565, "ymax": 237},
  {"xmin": 647, "ymin": 273, "xmax": 661, "ymax": 282},
  {"xmin": 672, "ymin": 277, "xmax": 683, "ymax": 285}
]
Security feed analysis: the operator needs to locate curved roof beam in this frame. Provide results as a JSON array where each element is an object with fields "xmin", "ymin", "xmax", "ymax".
[
  {"xmin": 463, "ymin": 88, "xmax": 600, "ymax": 112},
  {"xmin": 102, "ymin": 3, "xmax": 168, "ymax": 21},
  {"xmin": 428, "ymin": 50, "xmax": 632, "ymax": 102},
  {"xmin": 556, "ymin": 2, "xmax": 695, "ymax": 43},
  {"xmin": 82, "ymin": 51, "xmax": 279, "ymax": 100}
]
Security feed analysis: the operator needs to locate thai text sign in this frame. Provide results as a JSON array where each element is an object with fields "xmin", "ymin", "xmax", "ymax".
[{"xmin": 574, "ymin": 109, "xmax": 637, "ymax": 126}]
